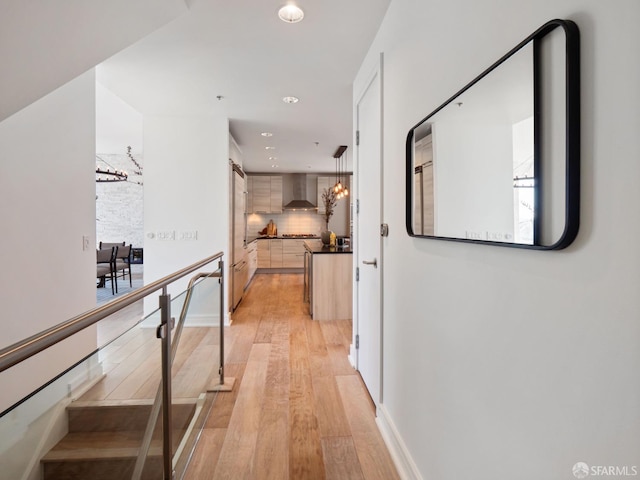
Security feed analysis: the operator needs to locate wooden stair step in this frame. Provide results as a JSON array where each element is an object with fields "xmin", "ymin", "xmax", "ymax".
[
  {"xmin": 42, "ymin": 431, "xmax": 155, "ymax": 461},
  {"xmin": 67, "ymin": 398, "xmax": 198, "ymax": 432},
  {"xmin": 41, "ymin": 430, "xmax": 187, "ymax": 480}
]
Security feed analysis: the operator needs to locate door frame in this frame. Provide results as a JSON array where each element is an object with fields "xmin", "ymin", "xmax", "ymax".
[{"xmin": 352, "ymin": 53, "xmax": 384, "ymax": 405}]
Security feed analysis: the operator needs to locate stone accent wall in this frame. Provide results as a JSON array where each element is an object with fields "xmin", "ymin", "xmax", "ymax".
[{"xmin": 96, "ymin": 153, "xmax": 144, "ymax": 248}]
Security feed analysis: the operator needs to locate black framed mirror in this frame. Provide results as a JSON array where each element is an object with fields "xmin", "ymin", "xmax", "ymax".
[{"xmin": 406, "ymin": 19, "xmax": 580, "ymax": 249}]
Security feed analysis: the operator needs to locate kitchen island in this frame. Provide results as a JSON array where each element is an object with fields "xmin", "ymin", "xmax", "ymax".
[{"xmin": 304, "ymin": 240, "xmax": 353, "ymax": 320}]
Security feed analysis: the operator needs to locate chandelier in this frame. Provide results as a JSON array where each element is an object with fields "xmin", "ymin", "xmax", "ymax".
[
  {"xmin": 333, "ymin": 145, "xmax": 348, "ymax": 199},
  {"xmin": 95, "ymin": 147, "xmax": 143, "ymax": 184},
  {"xmin": 96, "ymin": 166, "xmax": 128, "ymax": 183}
]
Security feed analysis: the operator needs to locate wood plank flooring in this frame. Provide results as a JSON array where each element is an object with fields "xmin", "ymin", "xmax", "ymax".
[{"xmin": 185, "ymin": 273, "xmax": 399, "ymax": 480}]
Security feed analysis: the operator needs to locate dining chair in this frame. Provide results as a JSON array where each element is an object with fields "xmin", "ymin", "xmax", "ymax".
[
  {"xmin": 99, "ymin": 241, "xmax": 125, "ymax": 251},
  {"xmin": 96, "ymin": 247, "xmax": 116, "ymax": 295},
  {"xmin": 113, "ymin": 244, "xmax": 132, "ymax": 292}
]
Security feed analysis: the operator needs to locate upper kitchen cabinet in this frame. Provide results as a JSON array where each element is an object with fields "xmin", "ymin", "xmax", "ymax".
[
  {"xmin": 270, "ymin": 176, "xmax": 283, "ymax": 213},
  {"xmin": 248, "ymin": 175, "xmax": 283, "ymax": 214}
]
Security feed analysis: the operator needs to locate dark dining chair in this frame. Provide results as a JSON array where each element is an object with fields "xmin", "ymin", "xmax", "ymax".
[
  {"xmin": 99, "ymin": 241, "xmax": 125, "ymax": 251},
  {"xmin": 113, "ymin": 244, "xmax": 132, "ymax": 292},
  {"xmin": 96, "ymin": 247, "xmax": 116, "ymax": 295}
]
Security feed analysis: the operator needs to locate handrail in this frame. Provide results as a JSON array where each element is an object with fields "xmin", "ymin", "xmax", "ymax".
[{"xmin": 0, "ymin": 252, "xmax": 224, "ymax": 374}]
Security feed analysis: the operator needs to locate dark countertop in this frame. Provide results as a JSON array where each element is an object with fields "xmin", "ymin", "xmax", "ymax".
[
  {"xmin": 303, "ymin": 239, "xmax": 353, "ymax": 254},
  {"xmin": 255, "ymin": 235, "xmax": 321, "ymax": 240}
]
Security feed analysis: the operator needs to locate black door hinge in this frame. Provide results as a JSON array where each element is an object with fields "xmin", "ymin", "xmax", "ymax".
[
  {"xmin": 356, "ymin": 267, "xmax": 359, "ymax": 281},
  {"xmin": 355, "ymin": 334, "xmax": 360, "ymax": 349}
]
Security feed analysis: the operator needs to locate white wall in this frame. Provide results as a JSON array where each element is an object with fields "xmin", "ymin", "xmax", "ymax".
[
  {"xmin": 0, "ymin": 0, "xmax": 187, "ymax": 122},
  {"xmin": 143, "ymin": 114, "xmax": 229, "ymax": 317},
  {"xmin": 0, "ymin": 71, "xmax": 98, "ymax": 413},
  {"xmin": 355, "ymin": 1, "xmax": 640, "ymax": 479},
  {"xmin": 96, "ymin": 82, "xmax": 144, "ymax": 155}
]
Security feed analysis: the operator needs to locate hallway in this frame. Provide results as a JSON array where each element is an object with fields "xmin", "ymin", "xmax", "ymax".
[{"xmin": 185, "ymin": 273, "xmax": 399, "ymax": 479}]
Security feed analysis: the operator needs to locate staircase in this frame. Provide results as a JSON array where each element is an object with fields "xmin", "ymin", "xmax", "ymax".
[{"xmin": 40, "ymin": 398, "xmax": 197, "ymax": 480}]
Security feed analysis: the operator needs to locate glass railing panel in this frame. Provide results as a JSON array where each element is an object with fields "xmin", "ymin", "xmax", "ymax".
[
  {"xmin": 171, "ymin": 272, "xmax": 222, "ymax": 479},
  {"xmin": 133, "ymin": 270, "xmax": 223, "ymax": 480},
  {"xmin": 0, "ymin": 300, "xmax": 158, "ymax": 480}
]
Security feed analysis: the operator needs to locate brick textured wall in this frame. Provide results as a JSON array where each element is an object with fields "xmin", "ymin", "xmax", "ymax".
[{"xmin": 96, "ymin": 153, "xmax": 144, "ymax": 248}]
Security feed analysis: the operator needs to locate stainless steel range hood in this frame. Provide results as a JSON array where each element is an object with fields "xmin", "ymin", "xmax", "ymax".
[{"xmin": 283, "ymin": 174, "xmax": 317, "ymax": 210}]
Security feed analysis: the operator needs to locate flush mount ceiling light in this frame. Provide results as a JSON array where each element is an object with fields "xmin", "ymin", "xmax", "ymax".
[
  {"xmin": 282, "ymin": 96, "xmax": 299, "ymax": 104},
  {"xmin": 278, "ymin": 4, "xmax": 304, "ymax": 23},
  {"xmin": 261, "ymin": 132, "xmax": 273, "ymax": 137},
  {"xmin": 265, "ymin": 146, "xmax": 275, "ymax": 150}
]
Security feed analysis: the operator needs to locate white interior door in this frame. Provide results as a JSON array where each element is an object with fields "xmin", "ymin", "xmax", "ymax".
[{"xmin": 355, "ymin": 60, "xmax": 382, "ymax": 405}]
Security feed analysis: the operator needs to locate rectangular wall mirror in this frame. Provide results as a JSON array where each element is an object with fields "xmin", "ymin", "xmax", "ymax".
[{"xmin": 406, "ymin": 19, "xmax": 580, "ymax": 249}]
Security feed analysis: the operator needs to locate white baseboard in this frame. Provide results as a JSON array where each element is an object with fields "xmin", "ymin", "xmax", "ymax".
[
  {"xmin": 376, "ymin": 404, "xmax": 423, "ymax": 480},
  {"xmin": 182, "ymin": 313, "xmax": 218, "ymax": 327},
  {"xmin": 348, "ymin": 344, "xmax": 357, "ymax": 368}
]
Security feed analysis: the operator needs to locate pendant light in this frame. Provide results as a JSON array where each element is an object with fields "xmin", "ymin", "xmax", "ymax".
[{"xmin": 333, "ymin": 145, "xmax": 347, "ymax": 199}]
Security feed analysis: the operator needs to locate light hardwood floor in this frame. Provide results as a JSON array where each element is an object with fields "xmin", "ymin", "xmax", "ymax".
[{"xmin": 184, "ymin": 273, "xmax": 400, "ymax": 480}]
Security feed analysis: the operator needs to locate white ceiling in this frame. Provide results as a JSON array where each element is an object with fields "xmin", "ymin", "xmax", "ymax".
[{"xmin": 96, "ymin": 0, "xmax": 391, "ymax": 173}]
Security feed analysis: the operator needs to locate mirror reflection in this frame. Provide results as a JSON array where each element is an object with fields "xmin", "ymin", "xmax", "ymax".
[
  {"xmin": 407, "ymin": 19, "xmax": 580, "ymax": 249},
  {"xmin": 411, "ymin": 43, "xmax": 534, "ymax": 244}
]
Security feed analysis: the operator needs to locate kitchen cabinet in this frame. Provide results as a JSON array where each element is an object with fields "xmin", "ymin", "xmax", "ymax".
[
  {"xmin": 304, "ymin": 240, "xmax": 353, "ymax": 321},
  {"xmin": 247, "ymin": 240, "xmax": 258, "ymax": 285},
  {"xmin": 251, "ymin": 176, "xmax": 271, "ymax": 213},
  {"xmin": 282, "ymin": 239, "xmax": 305, "ymax": 268},
  {"xmin": 413, "ymin": 135, "xmax": 434, "ymax": 236},
  {"xmin": 270, "ymin": 176, "xmax": 283, "ymax": 213},
  {"xmin": 248, "ymin": 175, "xmax": 282, "ymax": 213},
  {"xmin": 256, "ymin": 238, "xmax": 305, "ymax": 269},
  {"xmin": 270, "ymin": 238, "xmax": 283, "ymax": 267},
  {"xmin": 257, "ymin": 239, "xmax": 270, "ymax": 268},
  {"xmin": 256, "ymin": 238, "xmax": 283, "ymax": 268}
]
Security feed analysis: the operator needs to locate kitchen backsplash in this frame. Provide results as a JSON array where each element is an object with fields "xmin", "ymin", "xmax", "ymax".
[{"xmin": 247, "ymin": 210, "xmax": 348, "ymax": 239}]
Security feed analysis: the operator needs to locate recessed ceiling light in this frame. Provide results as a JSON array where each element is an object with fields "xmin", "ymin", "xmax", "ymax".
[
  {"xmin": 261, "ymin": 132, "xmax": 273, "ymax": 137},
  {"xmin": 265, "ymin": 146, "xmax": 275, "ymax": 150},
  {"xmin": 269, "ymin": 156, "xmax": 277, "ymax": 161},
  {"xmin": 282, "ymin": 96, "xmax": 299, "ymax": 104},
  {"xmin": 278, "ymin": 4, "xmax": 304, "ymax": 23},
  {"xmin": 271, "ymin": 164, "xmax": 279, "ymax": 168}
]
